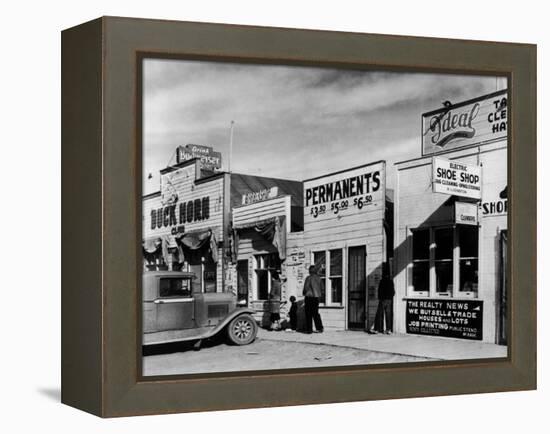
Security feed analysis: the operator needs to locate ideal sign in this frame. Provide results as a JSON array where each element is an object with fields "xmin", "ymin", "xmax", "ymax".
[
  {"xmin": 176, "ymin": 144, "xmax": 222, "ymax": 171},
  {"xmin": 304, "ymin": 162, "xmax": 385, "ymax": 221},
  {"xmin": 422, "ymin": 89, "xmax": 507, "ymax": 156},
  {"xmin": 432, "ymin": 157, "xmax": 482, "ymax": 200}
]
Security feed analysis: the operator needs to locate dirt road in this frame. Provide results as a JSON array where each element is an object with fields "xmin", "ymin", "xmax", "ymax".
[{"xmin": 142, "ymin": 337, "xmax": 430, "ymax": 376}]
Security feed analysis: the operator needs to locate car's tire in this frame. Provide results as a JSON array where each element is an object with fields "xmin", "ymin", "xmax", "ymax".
[{"xmin": 226, "ymin": 314, "xmax": 257, "ymax": 345}]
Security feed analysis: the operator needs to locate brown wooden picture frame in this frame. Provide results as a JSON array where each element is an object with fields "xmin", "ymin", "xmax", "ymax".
[{"xmin": 61, "ymin": 16, "xmax": 536, "ymax": 417}]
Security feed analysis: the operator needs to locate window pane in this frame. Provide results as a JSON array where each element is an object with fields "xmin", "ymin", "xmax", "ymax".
[
  {"xmin": 313, "ymin": 251, "xmax": 326, "ymax": 276},
  {"xmin": 204, "ymin": 262, "xmax": 217, "ymax": 293},
  {"xmin": 413, "ymin": 229, "xmax": 429, "ymax": 260},
  {"xmin": 460, "ymin": 226, "xmax": 478, "ymax": 258},
  {"xmin": 255, "ymin": 255, "xmax": 263, "ymax": 269},
  {"xmin": 460, "ymin": 259, "xmax": 478, "ymax": 292},
  {"xmin": 159, "ymin": 278, "xmax": 191, "ymax": 298},
  {"xmin": 330, "ymin": 277, "xmax": 342, "ymax": 303},
  {"xmin": 435, "ymin": 261, "xmax": 453, "ymax": 293},
  {"xmin": 329, "ymin": 249, "xmax": 342, "ymax": 276},
  {"xmin": 256, "ymin": 270, "xmax": 268, "ymax": 300},
  {"xmin": 412, "ymin": 262, "xmax": 429, "ymax": 292},
  {"xmin": 435, "ymin": 228, "xmax": 453, "ymax": 260}
]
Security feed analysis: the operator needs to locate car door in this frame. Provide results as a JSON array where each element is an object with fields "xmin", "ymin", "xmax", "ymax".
[{"xmin": 155, "ymin": 276, "xmax": 195, "ymax": 331}]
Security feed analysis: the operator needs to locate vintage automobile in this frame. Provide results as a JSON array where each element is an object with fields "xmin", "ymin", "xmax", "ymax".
[{"xmin": 143, "ymin": 271, "xmax": 258, "ymax": 348}]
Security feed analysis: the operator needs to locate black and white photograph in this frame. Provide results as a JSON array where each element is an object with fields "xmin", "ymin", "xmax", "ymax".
[{"xmin": 140, "ymin": 58, "xmax": 509, "ymax": 376}]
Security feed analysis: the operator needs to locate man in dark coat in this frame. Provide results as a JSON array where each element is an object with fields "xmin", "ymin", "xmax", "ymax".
[
  {"xmin": 302, "ymin": 265, "xmax": 324, "ymax": 334},
  {"xmin": 370, "ymin": 264, "xmax": 395, "ymax": 334}
]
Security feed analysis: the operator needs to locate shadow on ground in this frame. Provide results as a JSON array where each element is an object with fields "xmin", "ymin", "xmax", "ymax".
[
  {"xmin": 142, "ymin": 333, "xmax": 227, "ymax": 356},
  {"xmin": 37, "ymin": 387, "xmax": 61, "ymax": 402}
]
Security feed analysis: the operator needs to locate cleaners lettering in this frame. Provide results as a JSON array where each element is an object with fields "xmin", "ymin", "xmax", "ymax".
[{"xmin": 306, "ymin": 171, "xmax": 381, "ymax": 206}]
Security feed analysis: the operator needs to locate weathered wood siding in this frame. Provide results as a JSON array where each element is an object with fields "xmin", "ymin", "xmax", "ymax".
[
  {"xmin": 303, "ymin": 162, "xmax": 387, "ymax": 330},
  {"xmin": 394, "ymin": 141, "xmax": 507, "ymax": 343},
  {"xmin": 142, "ymin": 160, "xmax": 225, "ymax": 291}
]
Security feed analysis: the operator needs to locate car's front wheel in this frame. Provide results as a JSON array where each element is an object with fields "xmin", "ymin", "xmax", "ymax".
[{"xmin": 227, "ymin": 314, "xmax": 257, "ymax": 345}]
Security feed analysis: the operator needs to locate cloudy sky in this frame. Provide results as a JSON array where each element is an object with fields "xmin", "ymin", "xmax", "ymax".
[{"xmin": 142, "ymin": 58, "xmax": 505, "ymax": 195}]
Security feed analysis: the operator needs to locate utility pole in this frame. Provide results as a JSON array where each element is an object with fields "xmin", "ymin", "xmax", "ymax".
[{"xmin": 228, "ymin": 120, "xmax": 235, "ymax": 173}]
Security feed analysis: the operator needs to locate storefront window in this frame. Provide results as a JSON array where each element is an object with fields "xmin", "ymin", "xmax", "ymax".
[
  {"xmin": 329, "ymin": 249, "xmax": 343, "ymax": 304},
  {"xmin": 435, "ymin": 228, "xmax": 453, "ymax": 294},
  {"xmin": 459, "ymin": 226, "xmax": 479, "ymax": 293},
  {"xmin": 254, "ymin": 253, "xmax": 281, "ymax": 300},
  {"xmin": 312, "ymin": 249, "xmax": 343, "ymax": 305},
  {"xmin": 412, "ymin": 229, "xmax": 429, "ymax": 293},
  {"xmin": 313, "ymin": 251, "xmax": 326, "ymax": 303},
  {"xmin": 409, "ymin": 225, "xmax": 479, "ymax": 298}
]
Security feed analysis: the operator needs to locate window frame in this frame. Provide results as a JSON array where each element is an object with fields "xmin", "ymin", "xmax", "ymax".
[
  {"xmin": 158, "ymin": 277, "xmax": 193, "ymax": 299},
  {"xmin": 253, "ymin": 253, "xmax": 280, "ymax": 301},
  {"xmin": 311, "ymin": 248, "xmax": 344, "ymax": 307},
  {"xmin": 407, "ymin": 224, "xmax": 479, "ymax": 299},
  {"xmin": 410, "ymin": 228, "xmax": 430, "ymax": 297}
]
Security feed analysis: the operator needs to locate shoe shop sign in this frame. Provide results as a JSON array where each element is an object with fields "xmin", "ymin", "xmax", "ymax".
[
  {"xmin": 432, "ymin": 156, "xmax": 482, "ymax": 200},
  {"xmin": 406, "ymin": 299, "xmax": 483, "ymax": 340},
  {"xmin": 422, "ymin": 89, "xmax": 507, "ymax": 156}
]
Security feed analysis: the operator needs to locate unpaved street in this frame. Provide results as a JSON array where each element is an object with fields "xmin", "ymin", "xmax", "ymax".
[{"xmin": 143, "ymin": 337, "xmax": 430, "ymax": 376}]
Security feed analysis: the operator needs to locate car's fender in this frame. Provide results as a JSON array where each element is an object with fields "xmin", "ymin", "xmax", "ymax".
[{"xmin": 206, "ymin": 307, "xmax": 257, "ymax": 338}]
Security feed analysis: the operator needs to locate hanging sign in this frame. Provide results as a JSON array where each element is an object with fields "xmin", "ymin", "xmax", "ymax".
[
  {"xmin": 422, "ymin": 89, "xmax": 507, "ymax": 156},
  {"xmin": 455, "ymin": 202, "xmax": 478, "ymax": 225},
  {"xmin": 432, "ymin": 157, "xmax": 482, "ymax": 200}
]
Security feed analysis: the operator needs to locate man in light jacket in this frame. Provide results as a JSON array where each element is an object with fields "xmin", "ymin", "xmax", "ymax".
[{"xmin": 302, "ymin": 265, "xmax": 324, "ymax": 334}]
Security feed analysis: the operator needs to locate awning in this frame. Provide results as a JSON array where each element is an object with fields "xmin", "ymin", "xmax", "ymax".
[
  {"xmin": 175, "ymin": 228, "xmax": 218, "ymax": 263},
  {"xmin": 142, "ymin": 228, "xmax": 218, "ymax": 265},
  {"xmin": 142, "ymin": 238, "xmax": 163, "ymax": 263},
  {"xmin": 232, "ymin": 216, "xmax": 286, "ymax": 261}
]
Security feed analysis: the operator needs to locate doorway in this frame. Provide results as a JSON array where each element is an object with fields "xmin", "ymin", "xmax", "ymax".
[
  {"xmin": 237, "ymin": 260, "xmax": 249, "ymax": 306},
  {"xmin": 498, "ymin": 230, "xmax": 508, "ymax": 345},
  {"xmin": 348, "ymin": 245, "xmax": 366, "ymax": 329}
]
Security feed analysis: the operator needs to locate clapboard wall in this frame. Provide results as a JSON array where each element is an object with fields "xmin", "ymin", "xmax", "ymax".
[
  {"xmin": 232, "ymin": 195, "xmax": 292, "ymax": 325},
  {"xmin": 142, "ymin": 160, "xmax": 226, "ymax": 291},
  {"xmin": 393, "ymin": 141, "xmax": 507, "ymax": 343},
  {"xmin": 303, "ymin": 162, "xmax": 387, "ymax": 330}
]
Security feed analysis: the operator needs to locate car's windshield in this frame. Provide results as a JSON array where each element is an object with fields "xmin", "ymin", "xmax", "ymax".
[{"xmin": 159, "ymin": 278, "xmax": 192, "ymax": 298}]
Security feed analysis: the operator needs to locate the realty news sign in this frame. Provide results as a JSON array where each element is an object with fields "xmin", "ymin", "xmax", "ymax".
[
  {"xmin": 432, "ymin": 157, "xmax": 482, "ymax": 200},
  {"xmin": 422, "ymin": 89, "xmax": 507, "ymax": 156},
  {"xmin": 406, "ymin": 299, "xmax": 483, "ymax": 340}
]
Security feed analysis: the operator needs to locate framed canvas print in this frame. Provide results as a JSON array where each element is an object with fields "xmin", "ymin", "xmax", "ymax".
[{"xmin": 61, "ymin": 16, "xmax": 536, "ymax": 417}]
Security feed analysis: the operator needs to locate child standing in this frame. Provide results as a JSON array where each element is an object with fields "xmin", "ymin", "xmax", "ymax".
[{"xmin": 288, "ymin": 295, "xmax": 298, "ymax": 332}]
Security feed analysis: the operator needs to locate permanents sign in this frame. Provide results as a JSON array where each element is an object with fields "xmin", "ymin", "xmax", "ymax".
[
  {"xmin": 422, "ymin": 89, "xmax": 507, "ymax": 156},
  {"xmin": 406, "ymin": 299, "xmax": 483, "ymax": 340},
  {"xmin": 432, "ymin": 157, "xmax": 482, "ymax": 200},
  {"xmin": 304, "ymin": 162, "xmax": 385, "ymax": 221}
]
